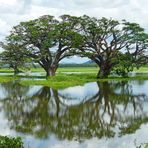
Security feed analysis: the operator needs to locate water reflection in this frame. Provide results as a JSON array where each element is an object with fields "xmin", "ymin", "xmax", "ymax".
[{"xmin": 0, "ymin": 81, "xmax": 148, "ymax": 147}]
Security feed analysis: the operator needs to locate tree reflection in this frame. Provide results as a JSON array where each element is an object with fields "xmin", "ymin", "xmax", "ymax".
[{"xmin": 0, "ymin": 81, "xmax": 148, "ymax": 141}]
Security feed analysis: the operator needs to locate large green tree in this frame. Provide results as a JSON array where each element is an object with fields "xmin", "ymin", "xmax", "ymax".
[
  {"xmin": 2, "ymin": 15, "xmax": 82, "ymax": 76},
  {"xmin": 1, "ymin": 15, "xmax": 147, "ymax": 78},
  {"xmin": 77, "ymin": 16, "xmax": 148, "ymax": 78}
]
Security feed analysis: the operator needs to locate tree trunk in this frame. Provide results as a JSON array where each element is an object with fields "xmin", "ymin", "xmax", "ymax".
[
  {"xmin": 38, "ymin": 59, "xmax": 58, "ymax": 77},
  {"xmin": 14, "ymin": 67, "xmax": 21, "ymax": 75},
  {"xmin": 52, "ymin": 89, "xmax": 59, "ymax": 118},
  {"xmin": 10, "ymin": 64, "xmax": 21, "ymax": 75},
  {"xmin": 97, "ymin": 64, "xmax": 111, "ymax": 79},
  {"xmin": 46, "ymin": 66, "xmax": 57, "ymax": 77}
]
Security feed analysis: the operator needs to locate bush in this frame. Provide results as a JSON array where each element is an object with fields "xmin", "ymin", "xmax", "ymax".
[{"xmin": 0, "ymin": 136, "xmax": 23, "ymax": 148}]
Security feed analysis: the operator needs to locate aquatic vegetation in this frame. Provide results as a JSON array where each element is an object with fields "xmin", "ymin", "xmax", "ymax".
[{"xmin": 0, "ymin": 136, "xmax": 23, "ymax": 148}]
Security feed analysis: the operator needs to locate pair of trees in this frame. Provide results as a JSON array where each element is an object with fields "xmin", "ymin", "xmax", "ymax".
[
  {"xmin": 0, "ymin": 15, "xmax": 82, "ymax": 76},
  {"xmin": 0, "ymin": 15, "xmax": 148, "ymax": 78}
]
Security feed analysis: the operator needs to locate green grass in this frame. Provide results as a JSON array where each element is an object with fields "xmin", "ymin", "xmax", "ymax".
[
  {"xmin": 18, "ymin": 67, "xmax": 99, "ymax": 73},
  {"xmin": 57, "ymin": 67, "xmax": 99, "ymax": 73},
  {"xmin": 0, "ymin": 67, "xmax": 148, "ymax": 89},
  {"xmin": 0, "ymin": 75, "xmax": 18, "ymax": 83},
  {"xmin": 29, "ymin": 67, "xmax": 148, "ymax": 73},
  {"xmin": 0, "ymin": 68, "xmax": 14, "ymax": 73},
  {"xmin": 20, "ymin": 73, "xmax": 97, "ymax": 89},
  {"xmin": 0, "ymin": 67, "xmax": 148, "ymax": 73},
  {"xmin": 134, "ymin": 67, "xmax": 148, "ymax": 72},
  {"xmin": 20, "ymin": 73, "xmax": 148, "ymax": 89}
]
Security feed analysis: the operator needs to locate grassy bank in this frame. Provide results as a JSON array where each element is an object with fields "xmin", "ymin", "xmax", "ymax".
[
  {"xmin": 0, "ymin": 67, "xmax": 148, "ymax": 89},
  {"xmin": 57, "ymin": 67, "xmax": 99, "ymax": 73},
  {"xmin": 0, "ymin": 66, "xmax": 147, "ymax": 73},
  {"xmin": 0, "ymin": 67, "xmax": 99, "ymax": 73},
  {"xmin": 0, "ymin": 75, "xmax": 17, "ymax": 83},
  {"xmin": 20, "ymin": 73, "xmax": 97, "ymax": 89},
  {"xmin": 20, "ymin": 74, "xmax": 148, "ymax": 89},
  {"xmin": 0, "ymin": 67, "xmax": 148, "ymax": 73}
]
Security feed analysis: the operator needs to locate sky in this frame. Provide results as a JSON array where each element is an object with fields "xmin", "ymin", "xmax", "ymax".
[{"xmin": 0, "ymin": 0, "xmax": 148, "ymax": 63}]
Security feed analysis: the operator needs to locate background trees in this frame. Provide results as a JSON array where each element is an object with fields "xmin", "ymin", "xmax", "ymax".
[{"xmin": 0, "ymin": 42, "xmax": 30, "ymax": 74}]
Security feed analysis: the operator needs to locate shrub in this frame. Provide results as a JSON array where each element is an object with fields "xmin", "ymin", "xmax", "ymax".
[{"xmin": 0, "ymin": 136, "xmax": 23, "ymax": 148}]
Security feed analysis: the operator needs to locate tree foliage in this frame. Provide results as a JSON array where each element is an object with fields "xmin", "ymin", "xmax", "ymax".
[
  {"xmin": 1, "ymin": 15, "xmax": 82, "ymax": 76},
  {"xmin": 1, "ymin": 15, "xmax": 148, "ymax": 78},
  {"xmin": 75, "ymin": 16, "xmax": 148, "ymax": 78},
  {"xmin": 0, "ymin": 42, "xmax": 30, "ymax": 74}
]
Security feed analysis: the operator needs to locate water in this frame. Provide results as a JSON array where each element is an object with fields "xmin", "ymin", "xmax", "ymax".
[{"xmin": 0, "ymin": 80, "xmax": 148, "ymax": 148}]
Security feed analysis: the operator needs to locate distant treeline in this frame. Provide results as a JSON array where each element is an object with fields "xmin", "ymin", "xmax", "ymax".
[
  {"xmin": 0, "ymin": 62, "xmax": 97, "ymax": 68},
  {"xmin": 29, "ymin": 63, "xmax": 148, "ymax": 68},
  {"xmin": 59, "ymin": 63, "xmax": 97, "ymax": 68},
  {"xmin": 1, "ymin": 63, "xmax": 148, "ymax": 69}
]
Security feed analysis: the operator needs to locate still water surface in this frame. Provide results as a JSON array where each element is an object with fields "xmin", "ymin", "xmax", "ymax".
[{"xmin": 0, "ymin": 80, "xmax": 148, "ymax": 148}]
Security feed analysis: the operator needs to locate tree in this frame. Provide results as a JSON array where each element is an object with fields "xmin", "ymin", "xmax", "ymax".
[
  {"xmin": 2, "ymin": 15, "xmax": 82, "ymax": 77},
  {"xmin": 1, "ymin": 15, "xmax": 147, "ymax": 78},
  {"xmin": 76, "ymin": 16, "xmax": 148, "ymax": 78},
  {"xmin": 0, "ymin": 42, "xmax": 30, "ymax": 74},
  {"xmin": 112, "ymin": 22, "xmax": 148, "ymax": 77}
]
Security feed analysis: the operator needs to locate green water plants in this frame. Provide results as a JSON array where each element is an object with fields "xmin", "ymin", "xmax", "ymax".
[{"xmin": 0, "ymin": 136, "xmax": 23, "ymax": 148}]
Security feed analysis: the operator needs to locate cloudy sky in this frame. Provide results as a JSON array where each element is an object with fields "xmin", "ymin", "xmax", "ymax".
[{"xmin": 0, "ymin": 0, "xmax": 148, "ymax": 63}]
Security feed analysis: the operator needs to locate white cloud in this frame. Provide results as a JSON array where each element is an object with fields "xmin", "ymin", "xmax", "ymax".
[
  {"xmin": 0, "ymin": 19, "xmax": 11, "ymax": 37},
  {"xmin": 0, "ymin": 0, "xmax": 148, "ymax": 39},
  {"xmin": 0, "ymin": 0, "xmax": 17, "ymax": 5},
  {"xmin": 0, "ymin": 0, "xmax": 148, "ymax": 62}
]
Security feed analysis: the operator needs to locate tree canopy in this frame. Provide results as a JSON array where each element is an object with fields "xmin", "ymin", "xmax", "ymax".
[
  {"xmin": 1, "ymin": 15, "xmax": 82, "ymax": 76},
  {"xmin": 0, "ymin": 42, "xmax": 30, "ymax": 74},
  {"xmin": 75, "ymin": 16, "xmax": 148, "ymax": 78},
  {"xmin": 0, "ymin": 14, "xmax": 148, "ymax": 78}
]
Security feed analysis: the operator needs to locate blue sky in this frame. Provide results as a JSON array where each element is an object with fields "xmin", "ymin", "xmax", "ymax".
[
  {"xmin": 60, "ymin": 56, "xmax": 89, "ymax": 64},
  {"xmin": 0, "ymin": 0, "xmax": 148, "ymax": 63}
]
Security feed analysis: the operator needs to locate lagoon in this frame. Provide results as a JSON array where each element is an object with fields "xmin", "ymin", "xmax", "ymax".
[{"xmin": 0, "ymin": 80, "xmax": 148, "ymax": 148}]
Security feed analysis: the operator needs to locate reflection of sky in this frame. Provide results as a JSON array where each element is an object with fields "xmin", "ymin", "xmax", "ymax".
[
  {"xmin": 0, "ymin": 85, "xmax": 43, "ymax": 99},
  {"xmin": 115, "ymin": 80, "xmax": 148, "ymax": 97},
  {"xmin": 115, "ymin": 103, "xmax": 148, "ymax": 118},
  {"xmin": 58, "ymin": 82, "xmax": 99, "ymax": 106},
  {"xmin": 0, "ymin": 81, "xmax": 148, "ymax": 147},
  {"xmin": 26, "ymin": 86, "xmax": 43, "ymax": 97},
  {"xmin": 23, "ymin": 124, "xmax": 148, "ymax": 148},
  {"xmin": 131, "ymin": 81, "xmax": 148, "ymax": 97},
  {"xmin": 0, "ymin": 110, "xmax": 16, "ymax": 136},
  {"xmin": 0, "ymin": 85, "xmax": 7, "ymax": 99}
]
